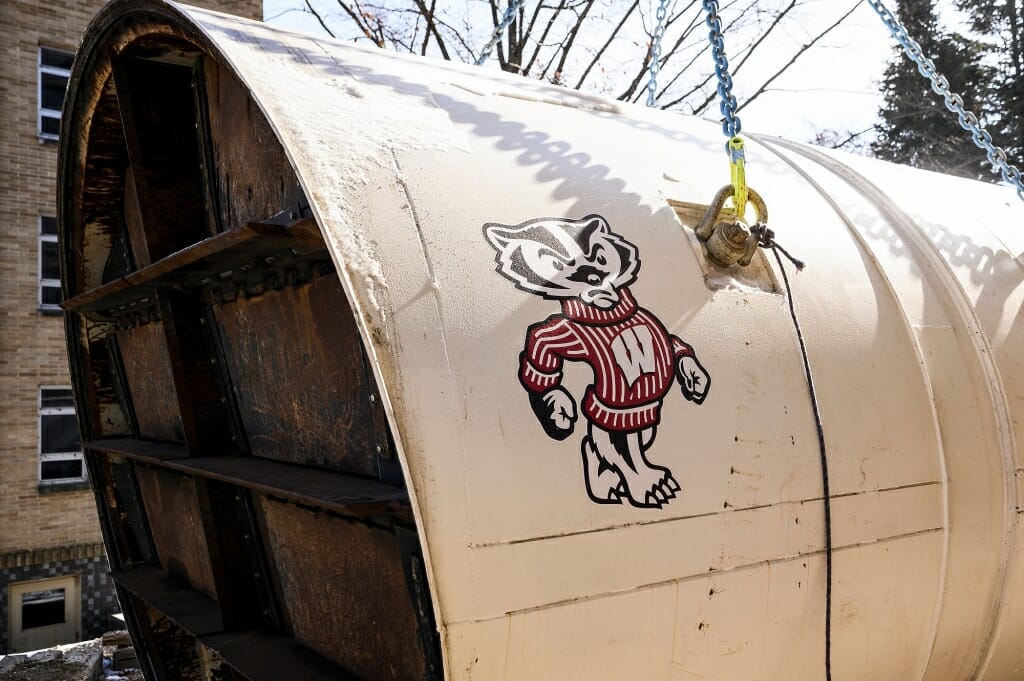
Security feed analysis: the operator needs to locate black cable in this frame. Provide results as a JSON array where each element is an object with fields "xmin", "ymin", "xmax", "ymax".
[{"xmin": 763, "ymin": 236, "xmax": 831, "ymax": 681}]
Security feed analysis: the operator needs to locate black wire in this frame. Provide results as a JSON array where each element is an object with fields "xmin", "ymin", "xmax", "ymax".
[{"xmin": 769, "ymin": 244, "xmax": 832, "ymax": 681}]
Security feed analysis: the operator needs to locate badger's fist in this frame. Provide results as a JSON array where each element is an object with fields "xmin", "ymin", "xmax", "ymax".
[
  {"xmin": 677, "ymin": 355, "xmax": 710, "ymax": 405},
  {"xmin": 529, "ymin": 387, "xmax": 577, "ymax": 440}
]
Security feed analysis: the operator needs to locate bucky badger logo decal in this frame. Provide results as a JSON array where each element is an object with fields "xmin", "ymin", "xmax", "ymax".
[{"xmin": 484, "ymin": 214, "xmax": 711, "ymax": 509}]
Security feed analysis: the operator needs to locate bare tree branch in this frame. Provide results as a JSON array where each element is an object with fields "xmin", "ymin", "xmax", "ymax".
[
  {"xmin": 732, "ymin": 0, "xmax": 798, "ymax": 73},
  {"xmin": 615, "ymin": 1, "xmax": 655, "ymax": 102},
  {"xmin": 575, "ymin": 0, "xmax": 639, "ymax": 89},
  {"xmin": 289, "ymin": 0, "xmax": 864, "ymax": 130},
  {"xmin": 618, "ymin": 0, "xmax": 709, "ymax": 103},
  {"xmin": 818, "ymin": 126, "xmax": 872, "ymax": 149},
  {"xmin": 523, "ymin": 0, "xmax": 569, "ymax": 76},
  {"xmin": 660, "ymin": 0, "xmax": 751, "ymax": 109},
  {"xmin": 538, "ymin": 26, "xmax": 571, "ymax": 81},
  {"xmin": 627, "ymin": 0, "xmax": 706, "ymax": 104},
  {"xmin": 656, "ymin": 42, "xmax": 709, "ymax": 103},
  {"xmin": 736, "ymin": 0, "xmax": 863, "ymax": 114},
  {"xmin": 332, "ymin": 1, "xmax": 383, "ymax": 46},
  {"xmin": 305, "ymin": 0, "xmax": 337, "ymax": 37},
  {"xmin": 434, "ymin": 16, "xmax": 479, "ymax": 59},
  {"xmin": 552, "ymin": 1, "xmax": 595, "ymax": 84},
  {"xmin": 412, "ymin": 9, "xmax": 424, "ymax": 54},
  {"xmin": 689, "ymin": 0, "xmax": 786, "ymax": 112},
  {"xmin": 486, "ymin": 0, "xmax": 506, "ymax": 68},
  {"xmin": 654, "ymin": 3, "xmax": 726, "ymax": 104},
  {"xmin": 521, "ymin": 0, "xmax": 547, "ymax": 52},
  {"xmin": 413, "ymin": 0, "xmax": 451, "ymax": 58},
  {"xmin": 505, "ymin": 0, "xmax": 527, "ymax": 72}
]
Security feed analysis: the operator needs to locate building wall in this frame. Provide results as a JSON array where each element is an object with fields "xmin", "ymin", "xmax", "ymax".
[
  {"xmin": 0, "ymin": 544, "xmax": 116, "ymax": 652},
  {"xmin": 0, "ymin": 0, "xmax": 262, "ymax": 653}
]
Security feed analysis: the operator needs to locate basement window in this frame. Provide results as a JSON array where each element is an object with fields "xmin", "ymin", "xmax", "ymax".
[
  {"xmin": 39, "ymin": 387, "xmax": 85, "ymax": 485},
  {"xmin": 7, "ymin": 576, "xmax": 81, "ymax": 652},
  {"xmin": 39, "ymin": 47, "xmax": 73, "ymax": 141},
  {"xmin": 22, "ymin": 588, "xmax": 67, "ymax": 629},
  {"xmin": 40, "ymin": 216, "xmax": 61, "ymax": 311}
]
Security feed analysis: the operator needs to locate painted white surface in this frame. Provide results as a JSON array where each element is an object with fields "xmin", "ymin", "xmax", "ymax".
[{"xmin": 135, "ymin": 4, "xmax": 1024, "ymax": 678}]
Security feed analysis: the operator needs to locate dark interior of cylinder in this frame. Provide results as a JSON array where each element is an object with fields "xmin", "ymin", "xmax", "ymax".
[{"xmin": 62, "ymin": 33, "xmax": 440, "ymax": 681}]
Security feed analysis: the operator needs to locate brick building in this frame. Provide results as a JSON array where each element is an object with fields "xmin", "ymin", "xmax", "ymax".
[{"xmin": 0, "ymin": 0, "xmax": 261, "ymax": 654}]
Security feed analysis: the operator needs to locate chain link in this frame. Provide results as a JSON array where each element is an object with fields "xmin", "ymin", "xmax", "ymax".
[
  {"xmin": 703, "ymin": 0, "xmax": 742, "ymax": 142},
  {"xmin": 697, "ymin": 1, "xmax": 748, "ymax": 210},
  {"xmin": 646, "ymin": 0, "xmax": 671, "ymax": 106},
  {"xmin": 867, "ymin": 0, "xmax": 1024, "ymax": 201},
  {"xmin": 476, "ymin": 0, "xmax": 527, "ymax": 66}
]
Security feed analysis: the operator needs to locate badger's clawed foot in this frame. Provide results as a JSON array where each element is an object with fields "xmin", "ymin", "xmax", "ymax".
[{"xmin": 623, "ymin": 467, "xmax": 679, "ymax": 509}]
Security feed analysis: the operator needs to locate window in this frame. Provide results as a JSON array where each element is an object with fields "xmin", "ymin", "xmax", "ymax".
[
  {"xmin": 38, "ymin": 47, "xmax": 73, "ymax": 141},
  {"xmin": 39, "ymin": 216, "xmax": 61, "ymax": 310},
  {"xmin": 22, "ymin": 588, "xmax": 67, "ymax": 629},
  {"xmin": 39, "ymin": 387, "xmax": 85, "ymax": 484},
  {"xmin": 8, "ymin": 576, "xmax": 81, "ymax": 652}
]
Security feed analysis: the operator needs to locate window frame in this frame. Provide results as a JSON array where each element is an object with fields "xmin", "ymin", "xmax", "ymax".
[
  {"xmin": 7, "ymin": 575, "xmax": 81, "ymax": 652},
  {"xmin": 39, "ymin": 216, "xmax": 61, "ymax": 311},
  {"xmin": 38, "ymin": 47, "xmax": 73, "ymax": 142},
  {"xmin": 38, "ymin": 386, "xmax": 86, "ymax": 486}
]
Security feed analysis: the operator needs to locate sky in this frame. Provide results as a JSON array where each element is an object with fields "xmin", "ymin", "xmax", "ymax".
[{"xmin": 260, "ymin": 0, "xmax": 969, "ymax": 147}]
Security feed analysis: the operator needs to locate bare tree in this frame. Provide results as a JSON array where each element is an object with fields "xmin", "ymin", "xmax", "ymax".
[
  {"xmin": 813, "ymin": 126, "xmax": 874, "ymax": 154},
  {"xmin": 290, "ymin": 0, "xmax": 861, "ymax": 118}
]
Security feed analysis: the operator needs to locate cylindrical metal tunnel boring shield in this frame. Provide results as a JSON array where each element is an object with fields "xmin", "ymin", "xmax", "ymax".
[{"xmin": 57, "ymin": 2, "xmax": 1024, "ymax": 680}]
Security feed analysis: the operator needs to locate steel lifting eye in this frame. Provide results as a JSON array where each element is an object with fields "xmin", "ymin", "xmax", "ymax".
[{"xmin": 694, "ymin": 184, "xmax": 768, "ymax": 268}]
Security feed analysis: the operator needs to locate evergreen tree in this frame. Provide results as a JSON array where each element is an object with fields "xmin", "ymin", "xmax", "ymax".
[
  {"xmin": 872, "ymin": 0, "xmax": 992, "ymax": 179},
  {"xmin": 955, "ymin": 0, "xmax": 1024, "ymax": 167}
]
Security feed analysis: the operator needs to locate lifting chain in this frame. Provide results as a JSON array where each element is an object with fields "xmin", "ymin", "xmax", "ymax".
[
  {"xmin": 689, "ymin": 0, "xmax": 768, "ymax": 268},
  {"xmin": 476, "ymin": 0, "xmax": 526, "ymax": 66},
  {"xmin": 867, "ymin": 0, "xmax": 1024, "ymax": 202},
  {"xmin": 702, "ymin": 0, "xmax": 741, "ymax": 141},
  {"xmin": 646, "ymin": 0, "xmax": 671, "ymax": 106}
]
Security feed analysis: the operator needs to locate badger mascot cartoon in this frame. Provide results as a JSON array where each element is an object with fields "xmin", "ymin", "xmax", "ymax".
[{"xmin": 484, "ymin": 214, "xmax": 710, "ymax": 509}]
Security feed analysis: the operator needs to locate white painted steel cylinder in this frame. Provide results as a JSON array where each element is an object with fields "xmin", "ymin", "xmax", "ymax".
[{"xmin": 78, "ymin": 3, "xmax": 1024, "ymax": 679}]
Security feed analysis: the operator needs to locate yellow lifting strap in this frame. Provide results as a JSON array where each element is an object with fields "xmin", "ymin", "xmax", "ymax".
[{"xmin": 728, "ymin": 136, "xmax": 748, "ymax": 221}]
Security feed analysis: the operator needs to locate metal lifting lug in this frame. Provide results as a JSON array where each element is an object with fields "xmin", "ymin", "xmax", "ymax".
[{"xmin": 694, "ymin": 184, "xmax": 767, "ymax": 268}]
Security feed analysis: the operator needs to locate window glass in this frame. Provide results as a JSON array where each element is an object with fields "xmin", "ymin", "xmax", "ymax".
[
  {"xmin": 21, "ymin": 588, "xmax": 66, "ymax": 629},
  {"xmin": 41, "ymin": 72, "xmax": 68, "ymax": 111},
  {"xmin": 39, "ymin": 388, "xmax": 83, "ymax": 483},
  {"xmin": 40, "ymin": 217, "xmax": 62, "ymax": 308},
  {"xmin": 41, "ymin": 240, "xmax": 60, "ymax": 280},
  {"xmin": 41, "ymin": 459, "xmax": 84, "ymax": 482},
  {"xmin": 40, "ymin": 116, "xmax": 61, "ymax": 137},
  {"xmin": 41, "ymin": 287, "xmax": 62, "ymax": 306},
  {"xmin": 41, "ymin": 388, "xmax": 75, "ymax": 409},
  {"xmin": 40, "ymin": 47, "xmax": 74, "ymax": 70},
  {"xmin": 41, "ymin": 413, "xmax": 79, "ymax": 454},
  {"xmin": 39, "ymin": 47, "xmax": 72, "ymax": 140}
]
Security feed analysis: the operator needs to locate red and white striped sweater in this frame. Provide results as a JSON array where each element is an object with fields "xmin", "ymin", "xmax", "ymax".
[{"xmin": 518, "ymin": 288, "xmax": 694, "ymax": 431}]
